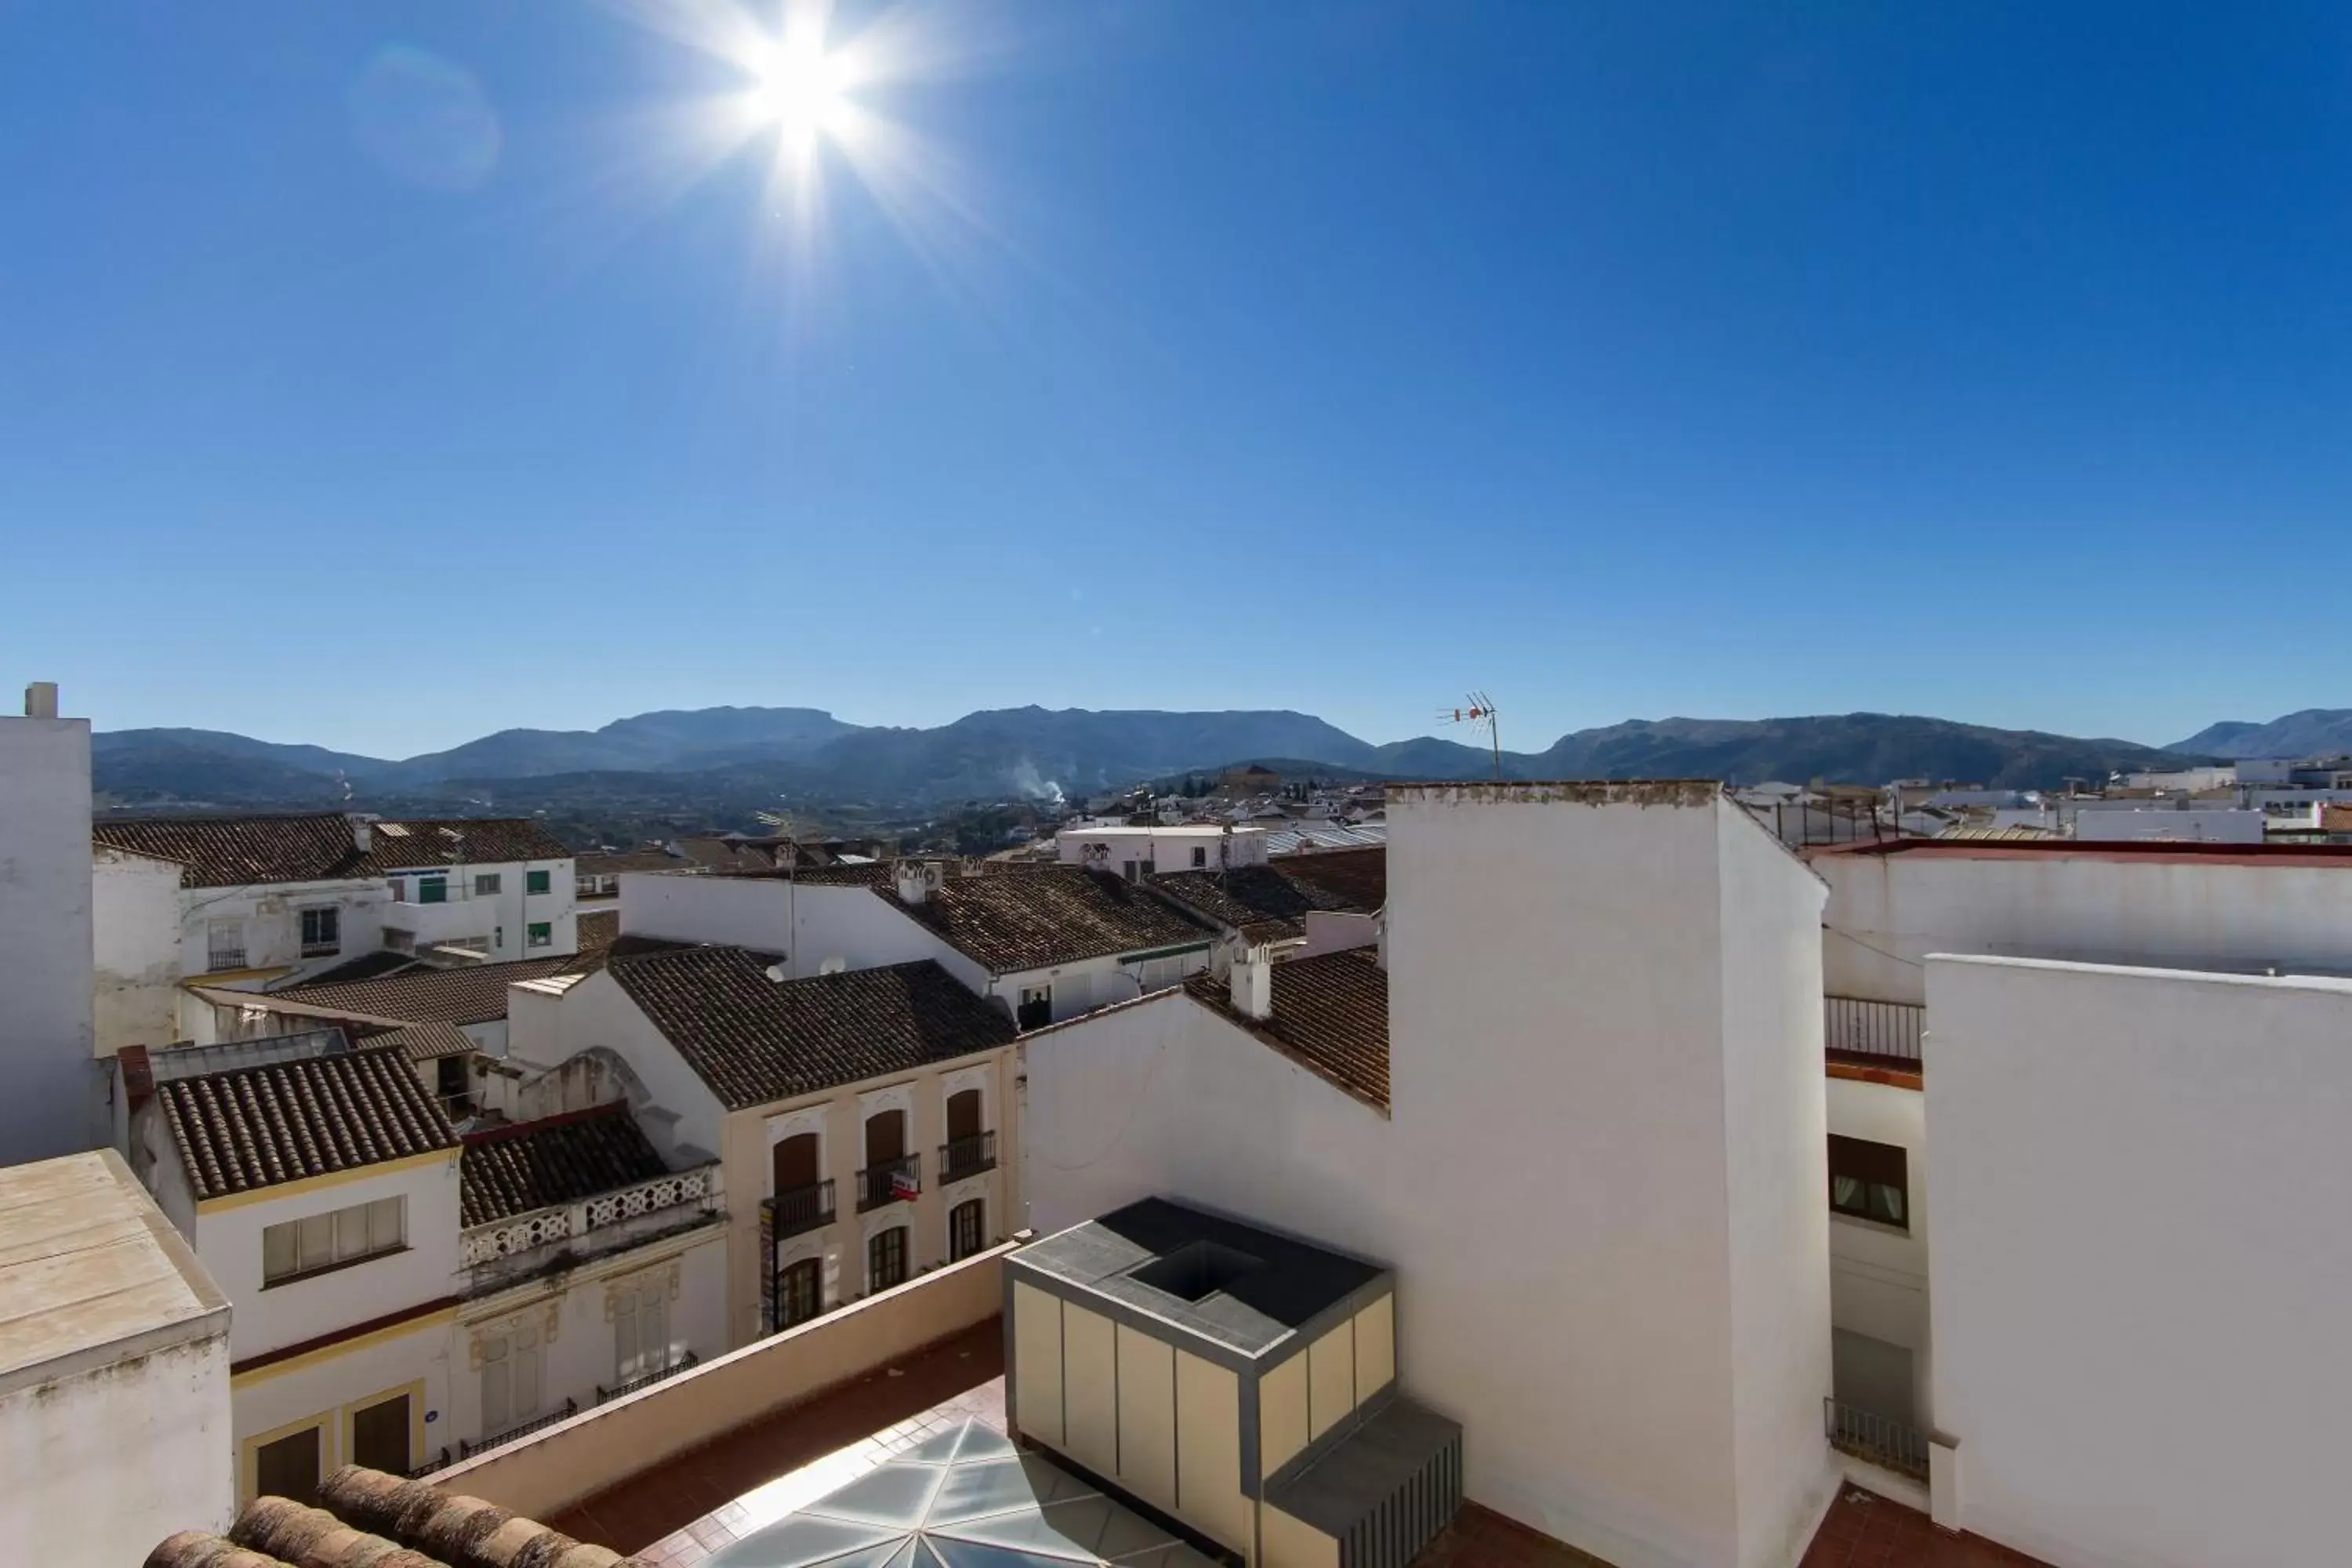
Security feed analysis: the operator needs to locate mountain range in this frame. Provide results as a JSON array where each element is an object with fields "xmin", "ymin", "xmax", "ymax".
[
  {"xmin": 90, "ymin": 704, "xmax": 2227, "ymax": 812},
  {"xmin": 2170, "ymin": 710, "xmax": 2352, "ymax": 760}
]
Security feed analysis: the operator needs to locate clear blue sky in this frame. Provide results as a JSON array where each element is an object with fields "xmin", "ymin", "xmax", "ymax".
[{"xmin": 5, "ymin": 1, "xmax": 2349, "ymax": 758}]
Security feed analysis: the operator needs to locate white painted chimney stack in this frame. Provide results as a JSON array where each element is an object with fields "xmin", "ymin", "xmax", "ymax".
[
  {"xmin": 22, "ymin": 682, "xmax": 57, "ymax": 720},
  {"xmin": 347, "ymin": 813, "xmax": 374, "ymax": 854},
  {"xmin": 1230, "ymin": 946, "xmax": 1272, "ymax": 1021},
  {"xmin": 896, "ymin": 860, "xmax": 942, "ymax": 906}
]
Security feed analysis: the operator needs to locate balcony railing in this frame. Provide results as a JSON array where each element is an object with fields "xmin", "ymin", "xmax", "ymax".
[
  {"xmin": 460, "ymin": 1163, "xmax": 720, "ymax": 1269},
  {"xmin": 1824, "ymin": 1397, "xmax": 1929, "ymax": 1479},
  {"xmin": 206, "ymin": 947, "xmax": 248, "ymax": 973},
  {"xmin": 763, "ymin": 1179, "xmax": 837, "ymax": 1242},
  {"xmin": 856, "ymin": 1152, "xmax": 921, "ymax": 1212},
  {"xmin": 597, "ymin": 1351, "xmax": 699, "ymax": 1405},
  {"xmin": 461, "ymin": 1398, "xmax": 579, "ymax": 1460},
  {"xmin": 939, "ymin": 1131, "xmax": 996, "ymax": 1184},
  {"xmin": 406, "ymin": 1446, "xmax": 452, "ymax": 1479},
  {"xmin": 1825, "ymin": 995, "xmax": 1924, "ymax": 1064}
]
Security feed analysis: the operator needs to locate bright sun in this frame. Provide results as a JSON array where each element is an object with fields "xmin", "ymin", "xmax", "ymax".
[{"xmin": 752, "ymin": 35, "xmax": 853, "ymax": 143}]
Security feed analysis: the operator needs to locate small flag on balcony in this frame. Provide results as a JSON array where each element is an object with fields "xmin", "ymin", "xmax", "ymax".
[{"xmin": 891, "ymin": 1170, "xmax": 920, "ymax": 1203}]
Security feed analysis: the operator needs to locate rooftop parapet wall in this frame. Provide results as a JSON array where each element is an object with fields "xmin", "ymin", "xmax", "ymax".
[{"xmin": 1388, "ymin": 779, "xmax": 1722, "ymax": 808}]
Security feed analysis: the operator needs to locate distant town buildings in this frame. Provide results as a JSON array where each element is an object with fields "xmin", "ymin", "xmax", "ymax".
[{"xmin": 15, "ymin": 684, "xmax": 2352, "ymax": 1567}]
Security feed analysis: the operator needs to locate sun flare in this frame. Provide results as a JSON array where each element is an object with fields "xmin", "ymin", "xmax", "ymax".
[{"xmin": 750, "ymin": 32, "xmax": 854, "ymax": 143}]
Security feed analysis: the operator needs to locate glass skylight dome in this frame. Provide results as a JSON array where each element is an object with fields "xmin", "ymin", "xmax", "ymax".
[{"xmin": 706, "ymin": 1418, "xmax": 1223, "ymax": 1567}]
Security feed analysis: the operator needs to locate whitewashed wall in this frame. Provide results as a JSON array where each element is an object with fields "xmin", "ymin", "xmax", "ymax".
[
  {"xmin": 1025, "ymin": 787, "xmax": 1836, "ymax": 1568},
  {"xmin": 2, "ymin": 1330, "xmax": 233, "ymax": 1560},
  {"xmin": 1926, "ymin": 956, "xmax": 2352, "ymax": 1568},
  {"xmin": 1819, "ymin": 850, "xmax": 2352, "ymax": 1005},
  {"xmin": 0, "ymin": 709, "xmax": 99, "ymax": 1160},
  {"xmin": 448, "ymin": 1228, "xmax": 726, "ymax": 1449},
  {"xmin": 93, "ymin": 847, "xmax": 185, "ymax": 1054},
  {"xmin": 194, "ymin": 1157, "xmax": 464, "ymax": 1362},
  {"xmin": 1823, "ymin": 1078, "xmax": 1930, "ymax": 1433},
  {"xmin": 1714, "ymin": 807, "xmax": 1835, "ymax": 1568}
]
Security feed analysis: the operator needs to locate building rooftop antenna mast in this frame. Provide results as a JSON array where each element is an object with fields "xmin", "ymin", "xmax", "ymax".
[{"xmin": 1438, "ymin": 691, "xmax": 1504, "ymax": 780}]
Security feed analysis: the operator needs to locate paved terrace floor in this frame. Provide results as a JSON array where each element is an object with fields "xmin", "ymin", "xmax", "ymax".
[{"xmin": 549, "ymin": 1325, "xmax": 2045, "ymax": 1568}]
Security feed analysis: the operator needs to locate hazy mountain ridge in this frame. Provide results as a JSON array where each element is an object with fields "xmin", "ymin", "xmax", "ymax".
[
  {"xmin": 93, "ymin": 704, "xmax": 2216, "ymax": 810},
  {"xmin": 2170, "ymin": 710, "xmax": 2352, "ymax": 759}
]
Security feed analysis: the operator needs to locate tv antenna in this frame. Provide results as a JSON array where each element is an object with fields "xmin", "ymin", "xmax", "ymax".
[{"xmin": 1438, "ymin": 691, "xmax": 1504, "ymax": 779}]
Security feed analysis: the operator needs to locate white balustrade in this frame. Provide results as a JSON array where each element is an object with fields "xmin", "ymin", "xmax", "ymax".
[{"xmin": 461, "ymin": 1163, "xmax": 720, "ymax": 1268}]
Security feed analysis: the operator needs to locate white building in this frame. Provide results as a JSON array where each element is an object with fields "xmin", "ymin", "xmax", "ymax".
[
  {"xmin": 91, "ymin": 811, "xmax": 580, "ymax": 1054},
  {"xmin": 1924, "ymin": 955, "xmax": 2352, "ymax": 1567},
  {"xmin": 1022, "ymin": 781, "xmax": 1838, "ymax": 1568},
  {"xmin": 622, "ymin": 861, "xmax": 1216, "ymax": 1028},
  {"xmin": 119, "ymin": 1026, "xmax": 725, "ymax": 1501},
  {"xmin": 0, "ymin": 679, "xmax": 103, "ymax": 1160},
  {"xmin": 504, "ymin": 945, "xmax": 1022, "ymax": 1348},
  {"xmin": 1801, "ymin": 835, "xmax": 2352, "ymax": 1563},
  {"xmin": 0, "ymin": 1148, "xmax": 234, "ymax": 1566},
  {"xmin": 1054, "ymin": 823, "xmax": 1269, "ymax": 879},
  {"xmin": 2071, "ymin": 806, "xmax": 2263, "ymax": 843}
]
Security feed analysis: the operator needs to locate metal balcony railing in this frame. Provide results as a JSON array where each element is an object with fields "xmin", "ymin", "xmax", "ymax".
[
  {"xmin": 764, "ymin": 1179, "xmax": 837, "ymax": 1241},
  {"xmin": 1824, "ymin": 1397, "xmax": 1929, "ymax": 1479},
  {"xmin": 597, "ymin": 1351, "xmax": 699, "ymax": 1405},
  {"xmin": 855, "ymin": 1153, "xmax": 921, "ymax": 1212},
  {"xmin": 405, "ymin": 1446, "xmax": 451, "ymax": 1479},
  {"xmin": 1825, "ymin": 995, "xmax": 1925, "ymax": 1064},
  {"xmin": 939, "ymin": 1131, "xmax": 996, "ymax": 1183},
  {"xmin": 206, "ymin": 947, "xmax": 248, "ymax": 973},
  {"xmin": 460, "ymin": 1397, "xmax": 579, "ymax": 1459}
]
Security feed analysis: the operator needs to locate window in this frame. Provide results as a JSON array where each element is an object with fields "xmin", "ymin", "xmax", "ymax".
[
  {"xmin": 474, "ymin": 873, "xmax": 502, "ymax": 896},
  {"xmin": 262, "ymin": 1196, "xmax": 405, "ymax": 1284},
  {"xmin": 479, "ymin": 1323, "xmax": 541, "ymax": 1436},
  {"xmin": 383, "ymin": 927, "xmax": 416, "ymax": 953},
  {"xmin": 869, "ymin": 1226, "xmax": 909, "ymax": 1293},
  {"xmin": 254, "ymin": 1426, "xmax": 323, "ymax": 1506},
  {"xmin": 1191, "ymin": 846, "xmax": 1208, "ymax": 869},
  {"xmin": 613, "ymin": 1279, "xmax": 671, "ymax": 1383},
  {"xmin": 526, "ymin": 869, "xmax": 552, "ymax": 895},
  {"xmin": 1828, "ymin": 1135, "xmax": 1909, "ymax": 1229},
  {"xmin": 207, "ymin": 918, "xmax": 247, "ymax": 971},
  {"xmin": 299, "ymin": 906, "xmax": 340, "ymax": 958},
  {"xmin": 1016, "ymin": 984, "xmax": 1052, "ymax": 1030},
  {"xmin": 418, "ymin": 876, "xmax": 448, "ymax": 905},
  {"xmin": 777, "ymin": 1258, "xmax": 823, "ymax": 1330},
  {"xmin": 526, "ymin": 921, "xmax": 553, "ymax": 948},
  {"xmin": 1131, "ymin": 954, "xmax": 1187, "ymax": 993},
  {"xmin": 949, "ymin": 1200, "xmax": 985, "ymax": 1263},
  {"xmin": 349, "ymin": 1392, "xmax": 412, "ymax": 1474}
]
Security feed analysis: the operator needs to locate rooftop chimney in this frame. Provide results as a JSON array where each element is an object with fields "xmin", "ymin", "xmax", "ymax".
[
  {"xmin": 1230, "ymin": 946, "xmax": 1272, "ymax": 1021},
  {"xmin": 22, "ymin": 681, "xmax": 57, "ymax": 720},
  {"xmin": 347, "ymin": 812, "xmax": 374, "ymax": 855},
  {"xmin": 896, "ymin": 860, "xmax": 942, "ymax": 906}
]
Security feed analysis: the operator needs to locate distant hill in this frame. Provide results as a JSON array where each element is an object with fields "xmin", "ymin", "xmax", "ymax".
[
  {"xmin": 2172, "ymin": 710, "xmax": 2352, "ymax": 760},
  {"xmin": 89, "ymin": 702, "xmax": 2212, "ymax": 811},
  {"xmin": 389, "ymin": 706, "xmax": 861, "ymax": 782},
  {"xmin": 1534, "ymin": 714, "xmax": 2202, "ymax": 791}
]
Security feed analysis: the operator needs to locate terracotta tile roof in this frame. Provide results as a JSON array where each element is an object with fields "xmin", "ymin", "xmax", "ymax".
[
  {"xmin": 610, "ymin": 951, "xmax": 1017, "ymax": 1111},
  {"xmin": 267, "ymin": 955, "xmax": 580, "ymax": 1025},
  {"xmin": 577, "ymin": 847, "xmax": 689, "ymax": 876},
  {"xmin": 577, "ymin": 908, "xmax": 619, "ymax": 956},
  {"xmin": 92, "ymin": 813, "xmax": 573, "ymax": 889},
  {"xmin": 157, "ymin": 1044, "xmax": 459, "ymax": 1200},
  {"xmin": 1152, "ymin": 849, "xmax": 1385, "ymax": 940},
  {"xmin": 365, "ymin": 1021, "xmax": 478, "ymax": 1062},
  {"xmin": 459, "ymin": 1104, "xmax": 672, "ymax": 1227},
  {"xmin": 147, "ymin": 1465, "xmax": 655, "ymax": 1568},
  {"xmin": 886, "ymin": 866, "xmax": 1213, "ymax": 973},
  {"xmin": 1185, "ymin": 949, "xmax": 1390, "ymax": 1109}
]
